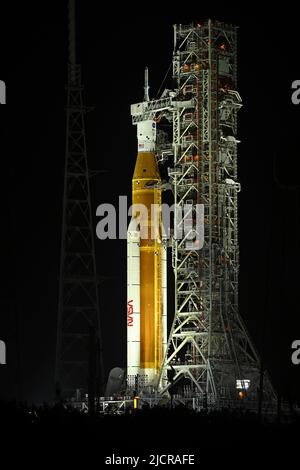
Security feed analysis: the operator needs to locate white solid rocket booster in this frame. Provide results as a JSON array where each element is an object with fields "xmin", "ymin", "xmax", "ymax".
[{"xmin": 127, "ymin": 219, "xmax": 140, "ymax": 378}]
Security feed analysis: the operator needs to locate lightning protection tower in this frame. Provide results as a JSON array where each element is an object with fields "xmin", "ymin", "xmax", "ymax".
[{"xmin": 55, "ymin": 0, "xmax": 103, "ymax": 401}]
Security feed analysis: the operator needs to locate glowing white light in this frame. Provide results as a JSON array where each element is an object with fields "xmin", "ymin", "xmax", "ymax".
[{"xmin": 236, "ymin": 379, "xmax": 250, "ymax": 390}]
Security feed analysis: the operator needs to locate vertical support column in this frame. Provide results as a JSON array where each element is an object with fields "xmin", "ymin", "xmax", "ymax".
[{"xmin": 161, "ymin": 243, "xmax": 168, "ymax": 387}]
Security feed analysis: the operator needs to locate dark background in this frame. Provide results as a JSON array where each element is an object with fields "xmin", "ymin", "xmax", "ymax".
[{"xmin": 0, "ymin": 3, "xmax": 299, "ymax": 404}]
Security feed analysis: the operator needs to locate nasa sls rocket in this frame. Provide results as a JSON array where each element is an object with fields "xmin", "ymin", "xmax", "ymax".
[{"xmin": 127, "ymin": 68, "xmax": 167, "ymax": 389}]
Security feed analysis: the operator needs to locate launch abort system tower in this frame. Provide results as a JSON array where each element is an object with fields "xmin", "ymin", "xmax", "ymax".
[{"xmin": 130, "ymin": 20, "xmax": 275, "ymax": 409}]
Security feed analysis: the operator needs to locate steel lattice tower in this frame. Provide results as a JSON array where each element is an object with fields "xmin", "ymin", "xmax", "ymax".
[
  {"xmin": 55, "ymin": 0, "xmax": 103, "ymax": 400},
  {"xmin": 157, "ymin": 20, "xmax": 275, "ymax": 408}
]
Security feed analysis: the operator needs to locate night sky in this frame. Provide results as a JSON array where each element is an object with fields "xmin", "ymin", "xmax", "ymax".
[{"xmin": 0, "ymin": 3, "xmax": 299, "ymax": 404}]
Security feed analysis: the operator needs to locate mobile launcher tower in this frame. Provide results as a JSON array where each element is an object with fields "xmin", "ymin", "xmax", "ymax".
[{"xmin": 127, "ymin": 20, "xmax": 275, "ymax": 409}]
